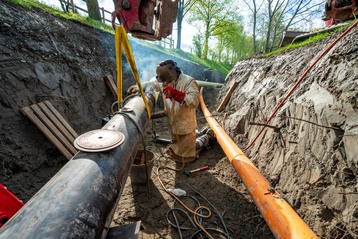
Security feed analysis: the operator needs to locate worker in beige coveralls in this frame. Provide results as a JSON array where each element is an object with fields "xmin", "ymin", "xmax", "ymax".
[{"xmin": 128, "ymin": 59, "xmax": 214, "ymax": 163}]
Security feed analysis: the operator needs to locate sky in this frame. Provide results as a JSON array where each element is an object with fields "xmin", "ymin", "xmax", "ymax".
[
  {"xmin": 40, "ymin": 0, "xmax": 196, "ymax": 52},
  {"xmin": 40, "ymin": 0, "xmax": 325, "ymax": 53}
]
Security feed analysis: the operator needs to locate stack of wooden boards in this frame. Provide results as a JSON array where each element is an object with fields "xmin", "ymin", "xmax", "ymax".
[{"xmin": 20, "ymin": 101, "xmax": 78, "ymax": 160}]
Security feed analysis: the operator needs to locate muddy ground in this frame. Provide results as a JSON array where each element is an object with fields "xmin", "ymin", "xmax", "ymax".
[{"xmin": 0, "ymin": 1, "xmax": 357, "ymax": 239}]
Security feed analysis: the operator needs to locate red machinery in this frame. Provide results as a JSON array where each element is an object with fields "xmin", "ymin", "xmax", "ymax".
[
  {"xmin": 0, "ymin": 183, "xmax": 24, "ymax": 227},
  {"xmin": 280, "ymin": 1, "xmax": 357, "ymax": 47},
  {"xmin": 323, "ymin": 0, "xmax": 357, "ymax": 26},
  {"xmin": 112, "ymin": 0, "xmax": 178, "ymax": 41}
]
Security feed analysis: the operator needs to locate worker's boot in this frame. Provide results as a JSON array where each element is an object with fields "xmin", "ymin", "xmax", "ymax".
[
  {"xmin": 196, "ymin": 126, "xmax": 210, "ymax": 138},
  {"xmin": 195, "ymin": 129, "xmax": 215, "ymax": 150}
]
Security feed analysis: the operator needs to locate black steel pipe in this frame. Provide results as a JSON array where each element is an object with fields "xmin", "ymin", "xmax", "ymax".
[{"xmin": 0, "ymin": 95, "xmax": 154, "ymax": 239}]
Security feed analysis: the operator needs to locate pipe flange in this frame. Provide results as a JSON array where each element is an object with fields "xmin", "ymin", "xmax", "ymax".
[{"xmin": 74, "ymin": 129, "xmax": 125, "ymax": 152}]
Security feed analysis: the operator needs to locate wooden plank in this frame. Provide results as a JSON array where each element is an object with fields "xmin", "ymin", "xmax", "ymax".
[
  {"xmin": 30, "ymin": 104, "xmax": 78, "ymax": 155},
  {"xmin": 104, "ymin": 75, "xmax": 118, "ymax": 99},
  {"xmin": 216, "ymin": 81, "xmax": 238, "ymax": 112},
  {"xmin": 20, "ymin": 107, "xmax": 73, "ymax": 160},
  {"xmin": 43, "ymin": 101, "xmax": 78, "ymax": 139},
  {"xmin": 37, "ymin": 102, "xmax": 75, "ymax": 143}
]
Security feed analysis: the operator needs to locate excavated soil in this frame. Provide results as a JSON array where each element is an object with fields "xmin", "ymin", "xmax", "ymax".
[{"xmin": 0, "ymin": 2, "xmax": 357, "ymax": 239}]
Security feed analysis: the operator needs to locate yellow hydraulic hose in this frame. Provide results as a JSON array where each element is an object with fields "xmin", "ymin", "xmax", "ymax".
[
  {"xmin": 115, "ymin": 26, "xmax": 151, "ymax": 120},
  {"xmin": 199, "ymin": 88, "xmax": 318, "ymax": 239}
]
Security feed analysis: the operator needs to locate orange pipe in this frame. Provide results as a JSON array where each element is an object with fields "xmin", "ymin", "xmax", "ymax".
[{"xmin": 199, "ymin": 88, "xmax": 317, "ymax": 239}]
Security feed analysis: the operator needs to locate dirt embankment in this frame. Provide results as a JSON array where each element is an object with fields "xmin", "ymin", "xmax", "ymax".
[
  {"xmin": 0, "ymin": 1, "xmax": 219, "ymax": 200},
  {"xmin": 217, "ymin": 27, "xmax": 358, "ymax": 238}
]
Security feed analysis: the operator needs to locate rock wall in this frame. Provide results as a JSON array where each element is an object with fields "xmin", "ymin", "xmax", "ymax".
[{"xmin": 218, "ymin": 27, "xmax": 358, "ymax": 238}]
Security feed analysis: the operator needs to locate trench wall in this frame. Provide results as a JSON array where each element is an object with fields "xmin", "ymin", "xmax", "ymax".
[{"xmin": 218, "ymin": 27, "xmax": 358, "ymax": 237}]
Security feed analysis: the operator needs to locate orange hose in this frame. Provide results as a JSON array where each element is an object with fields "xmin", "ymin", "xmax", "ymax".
[
  {"xmin": 243, "ymin": 20, "xmax": 358, "ymax": 151},
  {"xmin": 199, "ymin": 88, "xmax": 318, "ymax": 239}
]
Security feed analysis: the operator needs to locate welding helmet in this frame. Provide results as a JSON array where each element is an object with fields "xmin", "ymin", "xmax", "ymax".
[{"xmin": 156, "ymin": 60, "xmax": 181, "ymax": 84}]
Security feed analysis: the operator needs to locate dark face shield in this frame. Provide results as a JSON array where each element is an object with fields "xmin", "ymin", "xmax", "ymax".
[
  {"xmin": 156, "ymin": 61, "xmax": 179, "ymax": 84},
  {"xmin": 156, "ymin": 75, "xmax": 165, "ymax": 83}
]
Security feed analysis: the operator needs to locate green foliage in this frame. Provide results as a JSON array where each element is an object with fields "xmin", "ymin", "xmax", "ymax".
[
  {"xmin": 6, "ymin": 0, "xmax": 55, "ymax": 10},
  {"xmin": 192, "ymin": 34, "xmax": 203, "ymax": 58},
  {"xmin": 188, "ymin": 0, "xmax": 238, "ymax": 60},
  {"xmin": 213, "ymin": 17, "xmax": 253, "ymax": 64}
]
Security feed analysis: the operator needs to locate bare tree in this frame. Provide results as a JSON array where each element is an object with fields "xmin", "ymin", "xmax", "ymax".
[
  {"xmin": 112, "ymin": 0, "xmax": 119, "ymax": 10},
  {"xmin": 243, "ymin": 0, "xmax": 323, "ymax": 53},
  {"xmin": 176, "ymin": 0, "xmax": 197, "ymax": 49},
  {"xmin": 243, "ymin": 0, "xmax": 264, "ymax": 54}
]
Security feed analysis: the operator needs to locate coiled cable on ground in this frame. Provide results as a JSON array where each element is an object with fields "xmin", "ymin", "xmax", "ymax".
[
  {"xmin": 165, "ymin": 192, "xmax": 237, "ymax": 239},
  {"xmin": 187, "ymin": 184, "xmax": 234, "ymax": 238}
]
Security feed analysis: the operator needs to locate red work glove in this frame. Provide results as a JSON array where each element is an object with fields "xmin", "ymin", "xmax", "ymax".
[{"xmin": 163, "ymin": 85, "xmax": 186, "ymax": 103}]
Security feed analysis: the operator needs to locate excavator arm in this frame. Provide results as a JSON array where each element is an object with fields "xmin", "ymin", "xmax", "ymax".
[
  {"xmin": 323, "ymin": 0, "xmax": 357, "ymax": 26},
  {"xmin": 112, "ymin": 0, "xmax": 178, "ymax": 41}
]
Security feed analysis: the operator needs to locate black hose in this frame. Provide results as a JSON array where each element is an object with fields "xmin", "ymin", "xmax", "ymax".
[
  {"xmin": 186, "ymin": 184, "xmax": 233, "ymax": 238},
  {"xmin": 190, "ymin": 227, "xmax": 237, "ymax": 239},
  {"xmin": 114, "ymin": 110, "xmax": 151, "ymax": 190}
]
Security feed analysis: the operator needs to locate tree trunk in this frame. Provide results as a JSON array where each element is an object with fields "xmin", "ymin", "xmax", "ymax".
[
  {"xmin": 264, "ymin": 0, "xmax": 273, "ymax": 53},
  {"xmin": 176, "ymin": 0, "xmax": 183, "ymax": 49},
  {"xmin": 202, "ymin": 23, "xmax": 210, "ymax": 59},
  {"xmin": 253, "ymin": 1, "xmax": 257, "ymax": 54},
  {"xmin": 86, "ymin": 0, "xmax": 101, "ymax": 21},
  {"xmin": 112, "ymin": 0, "xmax": 119, "ymax": 10}
]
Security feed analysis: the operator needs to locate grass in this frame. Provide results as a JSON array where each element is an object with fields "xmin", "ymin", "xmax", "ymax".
[
  {"xmin": 5, "ymin": 0, "xmax": 114, "ymax": 33},
  {"xmin": 4, "ymin": 0, "xmax": 232, "ymax": 75}
]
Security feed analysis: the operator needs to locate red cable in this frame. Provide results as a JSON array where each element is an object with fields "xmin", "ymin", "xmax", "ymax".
[{"xmin": 243, "ymin": 20, "xmax": 358, "ymax": 151}]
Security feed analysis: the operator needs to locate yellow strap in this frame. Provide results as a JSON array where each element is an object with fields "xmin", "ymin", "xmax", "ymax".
[
  {"xmin": 115, "ymin": 26, "xmax": 151, "ymax": 120},
  {"xmin": 115, "ymin": 26, "xmax": 123, "ymax": 107}
]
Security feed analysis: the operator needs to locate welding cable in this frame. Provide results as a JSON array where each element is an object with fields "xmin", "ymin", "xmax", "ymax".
[
  {"xmin": 154, "ymin": 158, "xmax": 207, "ymax": 219},
  {"xmin": 192, "ymin": 206, "xmax": 215, "ymax": 239},
  {"xmin": 243, "ymin": 19, "xmax": 358, "ymax": 151},
  {"xmin": 111, "ymin": 93, "xmax": 140, "ymax": 114},
  {"xmin": 166, "ymin": 208, "xmax": 197, "ymax": 231},
  {"xmin": 190, "ymin": 228, "xmax": 237, "ymax": 239},
  {"xmin": 154, "ymin": 166, "xmax": 213, "ymax": 236},
  {"xmin": 114, "ymin": 110, "xmax": 151, "ymax": 187},
  {"xmin": 186, "ymin": 184, "xmax": 233, "ymax": 238},
  {"xmin": 166, "ymin": 196, "xmax": 227, "ymax": 239},
  {"xmin": 154, "ymin": 166, "xmax": 216, "ymax": 239}
]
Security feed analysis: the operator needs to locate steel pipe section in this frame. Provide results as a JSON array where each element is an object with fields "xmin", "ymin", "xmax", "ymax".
[
  {"xmin": 0, "ymin": 95, "xmax": 154, "ymax": 239},
  {"xmin": 199, "ymin": 89, "xmax": 317, "ymax": 239}
]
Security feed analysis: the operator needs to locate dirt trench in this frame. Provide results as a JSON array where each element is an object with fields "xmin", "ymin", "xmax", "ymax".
[
  {"xmin": 0, "ymin": 1, "xmax": 357, "ymax": 239},
  {"xmin": 216, "ymin": 26, "xmax": 358, "ymax": 238}
]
